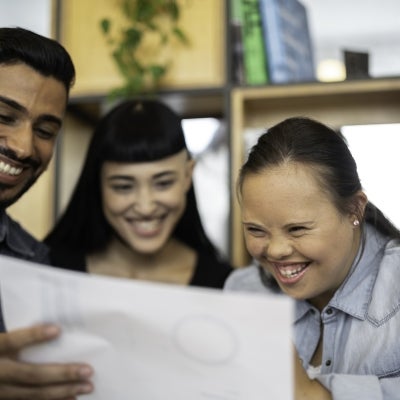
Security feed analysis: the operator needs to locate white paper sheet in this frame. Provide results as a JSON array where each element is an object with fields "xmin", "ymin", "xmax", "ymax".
[{"xmin": 0, "ymin": 255, "xmax": 293, "ymax": 400}]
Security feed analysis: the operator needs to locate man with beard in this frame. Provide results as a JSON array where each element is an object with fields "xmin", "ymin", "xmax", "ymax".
[{"xmin": 0, "ymin": 27, "xmax": 94, "ymax": 398}]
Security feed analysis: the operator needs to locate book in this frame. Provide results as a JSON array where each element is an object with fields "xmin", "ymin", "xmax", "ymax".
[
  {"xmin": 232, "ymin": 0, "xmax": 268, "ymax": 85},
  {"xmin": 229, "ymin": 12, "xmax": 246, "ymax": 85},
  {"xmin": 259, "ymin": 0, "xmax": 315, "ymax": 84}
]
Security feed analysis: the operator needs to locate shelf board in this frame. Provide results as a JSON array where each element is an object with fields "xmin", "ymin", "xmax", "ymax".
[
  {"xmin": 68, "ymin": 86, "xmax": 227, "ymax": 119},
  {"xmin": 233, "ymin": 77, "xmax": 400, "ymax": 99}
]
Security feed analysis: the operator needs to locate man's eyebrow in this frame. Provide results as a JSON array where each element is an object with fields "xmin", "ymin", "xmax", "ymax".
[
  {"xmin": 0, "ymin": 95, "xmax": 62, "ymax": 127},
  {"xmin": 0, "ymin": 95, "xmax": 26, "ymax": 113}
]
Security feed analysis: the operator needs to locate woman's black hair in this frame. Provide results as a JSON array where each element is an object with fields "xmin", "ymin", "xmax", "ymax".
[
  {"xmin": 238, "ymin": 116, "xmax": 400, "ymax": 240},
  {"xmin": 0, "ymin": 27, "xmax": 75, "ymax": 95},
  {"xmin": 45, "ymin": 99, "xmax": 221, "ymax": 259}
]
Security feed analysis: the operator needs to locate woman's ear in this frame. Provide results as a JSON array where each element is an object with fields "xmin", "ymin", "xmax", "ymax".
[
  {"xmin": 350, "ymin": 190, "xmax": 368, "ymax": 223},
  {"xmin": 184, "ymin": 158, "xmax": 196, "ymax": 192}
]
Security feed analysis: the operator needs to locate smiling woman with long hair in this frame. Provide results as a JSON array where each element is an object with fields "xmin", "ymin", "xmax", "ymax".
[{"xmin": 45, "ymin": 99, "xmax": 233, "ymax": 288}]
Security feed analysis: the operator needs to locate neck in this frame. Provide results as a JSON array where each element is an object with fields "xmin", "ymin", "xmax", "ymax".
[
  {"xmin": 87, "ymin": 235, "xmax": 196, "ymax": 284},
  {"xmin": 109, "ymin": 235, "xmax": 182, "ymax": 269},
  {"xmin": 310, "ymin": 228, "xmax": 363, "ymax": 311}
]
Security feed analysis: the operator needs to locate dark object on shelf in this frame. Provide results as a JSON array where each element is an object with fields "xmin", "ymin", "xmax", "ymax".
[{"xmin": 344, "ymin": 50, "xmax": 370, "ymax": 79}]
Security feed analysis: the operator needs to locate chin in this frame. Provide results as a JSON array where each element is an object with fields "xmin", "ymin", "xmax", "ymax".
[
  {"xmin": 132, "ymin": 239, "xmax": 167, "ymax": 255},
  {"xmin": 0, "ymin": 178, "xmax": 38, "ymax": 209}
]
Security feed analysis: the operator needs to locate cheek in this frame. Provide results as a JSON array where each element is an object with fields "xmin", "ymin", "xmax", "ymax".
[
  {"xmin": 244, "ymin": 235, "xmax": 265, "ymax": 258},
  {"xmin": 34, "ymin": 140, "xmax": 56, "ymax": 169},
  {"xmin": 101, "ymin": 190, "xmax": 129, "ymax": 215},
  {"xmin": 161, "ymin": 187, "xmax": 187, "ymax": 209},
  {"xmin": 297, "ymin": 234, "xmax": 343, "ymax": 267}
]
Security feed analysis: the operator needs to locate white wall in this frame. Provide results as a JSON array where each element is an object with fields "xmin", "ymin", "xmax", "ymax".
[
  {"xmin": 0, "ymin": 0, "xmax": 52, "ymax": 36},
  {"xmin": 301, "ymin": 0, "xmax": 400, "ymax": 77}
]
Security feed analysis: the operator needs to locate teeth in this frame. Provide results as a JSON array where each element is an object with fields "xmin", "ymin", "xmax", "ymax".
[
  {"xmin": 277, "ymin": 264, "xmax": 306, "ymax": 278},
  {"xmin": 0, "ymin": 161, "xmax": 23, "ymax": 176},
  {"xmin": 134, "ymin": 219, "xmax": 161, "ymax": 232}
]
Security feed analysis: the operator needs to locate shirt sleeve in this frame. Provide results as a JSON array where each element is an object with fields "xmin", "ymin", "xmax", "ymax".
[{"xmin": 316, "ymin": 373, "xmax": 399, "ymax": 400}]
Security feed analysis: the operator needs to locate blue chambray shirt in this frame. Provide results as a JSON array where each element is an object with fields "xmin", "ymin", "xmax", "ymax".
[
  {"xmin": 224, "ymin": 224, "xmax": 400, "ymax": 399},
  {"xmin": 0, "ymin": 209, "xmax": 50, "ymax": 332}
]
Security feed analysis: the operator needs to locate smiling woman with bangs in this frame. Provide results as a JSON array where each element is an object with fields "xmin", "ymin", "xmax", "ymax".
[{"xmin": 45, "ymin": 99, "xmax": 233, "ymax": 288}]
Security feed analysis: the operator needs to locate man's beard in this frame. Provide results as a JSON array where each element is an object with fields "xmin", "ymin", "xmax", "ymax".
[
  {"xmin": 0, "ymin": 174, "xmax": 39, "ymax": 209},
  {"xmin": 0, "ymin": 145, "xmax": 42, "ymax": 209}
]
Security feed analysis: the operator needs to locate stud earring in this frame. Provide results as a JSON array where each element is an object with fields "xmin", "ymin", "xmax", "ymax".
[{"xmin": 353, "ymin": 219, "xmax": 360, "ymax": 226}]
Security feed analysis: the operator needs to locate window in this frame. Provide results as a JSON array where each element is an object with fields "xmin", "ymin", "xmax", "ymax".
[{"xmin": 341, "ymin": 123, "xmax": 400, "ymax": 228}]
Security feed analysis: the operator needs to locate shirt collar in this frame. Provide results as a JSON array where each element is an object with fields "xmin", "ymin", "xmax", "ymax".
[
  {"xmin": 0, "ymin": 209, "xmax": 37, "ymax": 258},
  {"xmin": 295, "ymin": 224, "xmax": 389, "ymax": 322},
  {"xmin": 0, "ymin": 209, "xmax": 7, "ymax": 242}
]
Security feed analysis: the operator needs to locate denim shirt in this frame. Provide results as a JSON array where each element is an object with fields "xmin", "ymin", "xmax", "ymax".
[
  {"xmin": 0, "ymin": 209, "xmax": 50, "ymax": 331},
  {"xmin": 224, "ymin": 224, "xmax": 400, "ymax": 400}
]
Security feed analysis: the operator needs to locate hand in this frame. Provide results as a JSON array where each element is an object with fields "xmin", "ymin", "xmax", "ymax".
[
  {"xmin": 0, "ymin": 324, "xmax": 93, "ymax": 399},
  {"xmin": 293, "ymin": 348, "xmax": 331, "ymax": 400}
]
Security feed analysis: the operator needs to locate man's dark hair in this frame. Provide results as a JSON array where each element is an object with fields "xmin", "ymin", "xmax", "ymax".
[{"xmin": 0, "ymin": 27, "xmax": 75, "ymax": 94}]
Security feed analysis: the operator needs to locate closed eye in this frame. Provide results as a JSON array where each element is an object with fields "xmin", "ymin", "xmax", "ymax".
[
  {"xmin": 288, "ymin": 226, "xmax": 309, "ymax": 236},
  {"xmin": 0, "ymin": 114, "xmax": 15, "ymax": 124},
  {"xmin": 35, "ymin": 128, "xmax": 57, "ymax": 140},
  {"xmin": 290, "ymin": 226, "xmax": 305, "ymax": 232},
  {"xmin": 244, "ymin": 225, "xmax": 266, "ymax": 237},
  {"xmin": 111, "ymin": 184, "xmax": 134, "ymax": 192},
  {"xmin": 154, "ymin": 179, "xmax": 175, "ymax": 190}
]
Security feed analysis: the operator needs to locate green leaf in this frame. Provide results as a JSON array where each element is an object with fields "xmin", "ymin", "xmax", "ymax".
[
  {"xmin": 173, "ymin": 27, "xmax": 189, "ymax": 45},
  {"xmin": 122, "ymin": 0, "xmax": 136, "ymax": 20},
  {"xmin": 149, "ymin": 64, "xmax": 167, "ymax": 80},
  {"xmin": 136, "ymin": 0, "xmax": 156, "ymax": 22},
  {"xmin": 123, "ymin": 28, "xmax": 142, "ymax": 48},
  {"xmin": 165, "ymin": 1, "xmax": 179, "ymax": 21},
  {"xmin": 99, "ymin": 18, "xmax": 111, "ymax": 34}
]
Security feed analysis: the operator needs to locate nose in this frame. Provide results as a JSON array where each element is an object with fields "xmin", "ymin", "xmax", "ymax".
[
  {"xmin": 265, "ymin": 235, "xmax": 293, "ymax": 260},
  {"xmin": 6, "ymin": 123, "xmax": 34, "ymax": 160},
  {"xmin": 133, "ymin": 186, "xmax": 157, "ymax": 215}
]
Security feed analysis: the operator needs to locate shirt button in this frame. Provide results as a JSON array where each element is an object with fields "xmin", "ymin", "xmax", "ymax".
[
  {"xmin": 326, "ymin": 308, "xmax": 333, "ymax": 315},
  {"xmin": 325, "ymin": 359, "xmax": 332, "ymax": 366}
]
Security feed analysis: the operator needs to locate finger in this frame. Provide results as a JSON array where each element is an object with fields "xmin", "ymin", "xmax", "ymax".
[
  {"xmin": 0, "ymin": 325, "xmax": 60, "ymax": 354},
  {"xmin": 0, "ymin": 381, "xmax": 93, "ymax": 400},
  {"xmin": 0, "ymin": 358, "xmax": 93, "ymax": 385}
]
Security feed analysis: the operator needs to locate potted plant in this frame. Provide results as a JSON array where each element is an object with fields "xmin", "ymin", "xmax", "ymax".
[{"xmin": 100, "ymin": 0, "xmax": 189, "ymax": 100}]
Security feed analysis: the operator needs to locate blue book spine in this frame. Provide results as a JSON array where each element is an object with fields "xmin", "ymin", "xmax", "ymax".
[
  {"xmin": 259, "ymin": 0, "xmax": 315, "ymax": 84},
  {"xmin": 287, "ymin": 0, "xmax": 315, "ymax": 81}
]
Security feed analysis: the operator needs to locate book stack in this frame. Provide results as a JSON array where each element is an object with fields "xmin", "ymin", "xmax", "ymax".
[{"xmin": 231, "ymin": 0, "xmax": 315, "ymax": 85}]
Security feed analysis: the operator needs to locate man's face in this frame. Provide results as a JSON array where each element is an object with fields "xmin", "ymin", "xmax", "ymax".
[{"xmin": 0, "ymin": 63, "xmax": 67, "ymax": 208}]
